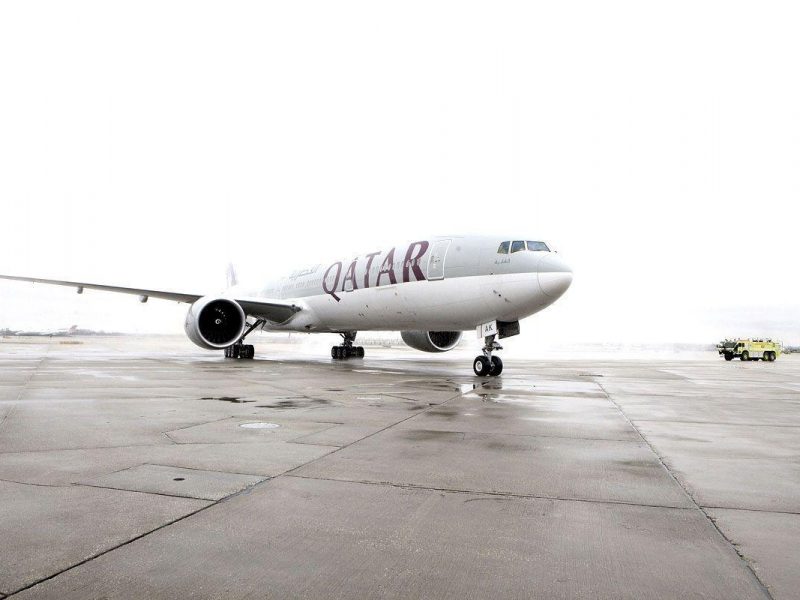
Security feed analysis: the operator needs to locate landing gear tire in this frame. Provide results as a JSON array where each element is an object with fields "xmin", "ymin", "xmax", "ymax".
[
  {"xmin": 473, "ymin": 331, "xmax": 504, "ymax": 377},
  {"xmin": 724, "ymin": 353, "xmax": 733, "ymax": 361},
  {"xmin": 489, "ymin": 355, "xmax": 503, "ymax": 376},
  {"xmin": 226, "ymin": 344, "xmax": 254, "ymax": 359},
  {"xmin": 331, "ymin": 345, "xmax": 364, "ymax": 360},
  {"xmin": 223, "ymin": 319, "xmax": 264, "ymax": 360},
  {"xmin": 331, "ymin": 332, "xmax": 362, "ymax": 360},
  {"xmin": 473, "ymin": 356, "xmax": 490, "ymax": 376}
]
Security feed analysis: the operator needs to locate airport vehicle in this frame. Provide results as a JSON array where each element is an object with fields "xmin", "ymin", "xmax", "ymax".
[
  {"xmin": 717, "ymin": 338, "xmax": 781, "ymax": 362},
  {"xmin": 0, "ymin": 236, "xmax": 572, "ymax": 376}
]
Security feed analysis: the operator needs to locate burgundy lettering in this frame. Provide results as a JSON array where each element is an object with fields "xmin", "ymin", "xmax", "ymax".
[
  {"xmin": 342, "ymin": 258, "xmax": 359, "ymax": 292},
  {"xmin": 322, "ymin": 262, "xmax": 342, "ymax": 301},
  {"xmin": 403, "ymin": 241, "xmax": 429, "ymax": 282},
  {"xmin": 363, "ymin": 251, "xmax": 380, "ymax": 288},
  {"xmin": 376, "ymin": 248, "xmax": 397, "ymax": 286}
]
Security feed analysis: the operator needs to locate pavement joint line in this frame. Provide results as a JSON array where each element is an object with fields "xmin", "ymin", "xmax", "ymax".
[
  {"xmin": 0, "ymin": 352, "xmax": 51, "ymax": 438},
  {"xmin": 661, "ymin": 455, "xmax": 800, "ymax": 463},
  {"xmin": 286, "ymin": 423, "xmax": 345, "ymax": 443},
  {"xmin": 0, "ymin": 442, "xmax": 180, "ymax": 456},
  {"xmin": 136, "ymin": 462, "xmax": 277, "ymax": 479},
  {"xmin": 285, "ymin": 474, "xmax": 698, "ymax": 511},
  {"xmin": 0, "ymin": 477, "xmax": 72, "ymax": 489},
  {"xmin": 379, "ymin": 393, "xmax": 436, "ymax": 401},
  {"xmin": 74, "ymin": 476, "xmax": 258, "ymax": 501},
  {"xmin": 701, "ymin": 505, "xmax": 800, "ymax": 516},
  {"xmin": 4, "ymin": 492, "xmax": 219, "ymax": 598},
  {"xmin": 289, "ymin": 440, "xmax": 351, "ymax": 448},
  {"xmin": 159, "ymin": 415, "xmax": 238, "ymax": 434},
  {"xmin": 631, "ymin": 419, "xmax": 800, "ymax": 428},
  {"xmin": 0, "ymin": 440, "xmax": 337, "ymax": 456},
  {"xmin": 596, "ymin": 380, "xmax": 776, "ymax": 600}
]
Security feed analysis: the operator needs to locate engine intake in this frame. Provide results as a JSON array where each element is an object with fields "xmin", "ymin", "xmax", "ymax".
[
  {"xmin": 400, "ymin": 330, "xmax": 462, "ymax": 353},
  {"xmin": 184, "ymin": 296, "xmax": 246, "ymax": 349}
]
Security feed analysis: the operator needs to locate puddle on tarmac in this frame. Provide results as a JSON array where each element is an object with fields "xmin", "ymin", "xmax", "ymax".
[
  {"xmin": 402, "ymin": 379, "xmax": 464, "ymax": 392},
  {"xmin": 200, "ymin": 396, "xmax": 254, "ymax": 404},
  {"xmin": 403, "ymin": 429, "xmax": 464, "ymax": 441},
  {"xmin": 256, "ymin": 397, "xmax": 330, "ymax": 409}
]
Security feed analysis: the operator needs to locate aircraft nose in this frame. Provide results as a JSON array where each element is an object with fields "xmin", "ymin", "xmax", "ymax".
[{"xmin": 537, "ymin": 254, "xmax": 573, "ymax": 298}]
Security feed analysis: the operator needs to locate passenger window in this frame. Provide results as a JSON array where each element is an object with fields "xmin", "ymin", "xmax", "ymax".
[
  {"xmin": 511, "ymin": 240, "xmax": 525, "ymax": 253},
  {"xmin": 497, "ymin": 241, "xmax": 510, "ymax": 254},
  {"xmin": 526, "ymin": 241, "xmax": 550, "ymax": 252}
]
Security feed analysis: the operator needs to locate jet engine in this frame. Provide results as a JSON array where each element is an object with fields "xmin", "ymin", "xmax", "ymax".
[
  {"xmin": 184, "ymin": 296, "xmax": 246, "ymax": 349},
  {"xmin": 400, "ymin": 330, "xmax": 462, "ymax": 353}
]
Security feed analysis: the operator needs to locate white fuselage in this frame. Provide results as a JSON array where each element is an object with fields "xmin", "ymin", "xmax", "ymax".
[{"xmin": 230, "ymin": 235, "xmax": 572, "ymax": 334}]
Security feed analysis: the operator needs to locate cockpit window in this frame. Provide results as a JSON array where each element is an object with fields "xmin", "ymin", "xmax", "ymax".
[
  {"xmin": 510, "ymin": 240, "xmax": 525, "ymax": 253},
  {"xmin": 526, "ymin": 241, "xmax": 550, "ymax": 252},
  {"xmin": 497, "ymin": 241, "xmax": 510, "ymax": 254}
]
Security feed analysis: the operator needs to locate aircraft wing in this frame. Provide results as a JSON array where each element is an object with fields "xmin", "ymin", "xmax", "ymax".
[
  {"xmin": 0, "ymin": 274, "xmax": 302, "ymax": 324},
  {"xmin": 234, "ymin": 297, "xmax": 302, "ymax": 323}
]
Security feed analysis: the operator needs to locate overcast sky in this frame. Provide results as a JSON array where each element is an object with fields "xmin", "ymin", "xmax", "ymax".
[{"xmin": 0, "ymin": 1, "xmax": 798, "ymax": 345}]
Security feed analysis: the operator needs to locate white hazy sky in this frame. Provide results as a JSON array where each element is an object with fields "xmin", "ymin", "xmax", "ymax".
[{"xmin": 0, "ymin": 1, "xmax": 798, "ymax": 344}]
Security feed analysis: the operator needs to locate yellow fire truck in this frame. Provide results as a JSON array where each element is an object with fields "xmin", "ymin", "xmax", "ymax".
[{"xmin": 717, "ymin": 338, "xmax": 782, "ymax": 362}]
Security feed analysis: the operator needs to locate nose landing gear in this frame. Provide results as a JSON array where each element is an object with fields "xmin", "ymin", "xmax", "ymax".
[
  {"xmin": 331, "ymin": 331, "xmax": 364, "ymax": 360},
  {"xmin": 473, "ymin": 334, "xmax": 503, "ymax": 376}
]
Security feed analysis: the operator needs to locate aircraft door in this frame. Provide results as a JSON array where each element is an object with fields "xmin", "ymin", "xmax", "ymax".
[{"xmin": 427, "ymin": 239, "xmax": 451, "ymax": 280}]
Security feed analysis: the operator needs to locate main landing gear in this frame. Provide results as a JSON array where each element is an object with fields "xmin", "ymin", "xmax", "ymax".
[
  {"xmin": 473, "ymin": 334, "xmax": 503, "ymax": 377},
  {"xmin": 331, "ymin": 331, "xmax": 365, "ymax": 360},
  {"xmin": 224, "ymin": 319, "xmax": 264, "ymax": 360}
]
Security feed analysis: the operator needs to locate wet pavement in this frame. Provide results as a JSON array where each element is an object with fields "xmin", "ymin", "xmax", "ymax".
[{"xmin": 0, "ymin": 336, "xmax": 798, "ymax": 599}]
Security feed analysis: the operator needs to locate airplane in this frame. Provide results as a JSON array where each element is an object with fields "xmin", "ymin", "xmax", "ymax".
[{"xmin": 0, "ymin": 235, "xmax": 572, "ymax": 376}]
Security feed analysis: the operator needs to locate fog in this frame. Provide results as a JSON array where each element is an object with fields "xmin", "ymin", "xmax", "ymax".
[{"xmin": 1, "ymin": 1, "xmax": 798, "ymax": 345}]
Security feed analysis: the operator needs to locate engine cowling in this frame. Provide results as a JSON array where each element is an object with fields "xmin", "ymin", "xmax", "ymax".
[
  {"xmin": 400, "ymin": 330, "xmax": 462, "ymax": 353},
  {"xmin": 184, "ymin": 296, "xmax": 246, "ymax": 350}
]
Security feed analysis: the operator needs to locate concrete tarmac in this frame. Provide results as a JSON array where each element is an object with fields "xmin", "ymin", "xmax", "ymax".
[{"xmin": 0, "ymin": 336, "xmax": 798, "ymax": 599}]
